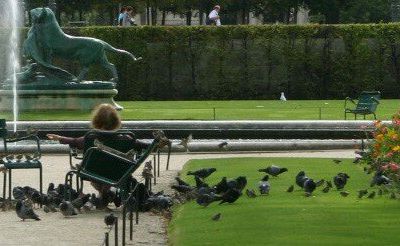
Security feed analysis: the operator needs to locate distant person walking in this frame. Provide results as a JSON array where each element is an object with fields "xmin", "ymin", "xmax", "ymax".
[
  {"xmin": 122, "ymin": 6, "xmax": 136, "ymax": 26},
  {"xmin": 207, "ymin": 5, "xmax": 221, "ymax": 26},
  {"xmin": 118, "ymin": 6, "xmax": 126, "ymax": 26}
]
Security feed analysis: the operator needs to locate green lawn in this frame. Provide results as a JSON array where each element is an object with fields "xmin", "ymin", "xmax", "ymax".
[
  {"xmin": 0, "ymin": 100, "xmax": 399, "ymax": 121},
  {"xmin": 168, "ymin": 158, "xmax": 400, "ymax": 245}
]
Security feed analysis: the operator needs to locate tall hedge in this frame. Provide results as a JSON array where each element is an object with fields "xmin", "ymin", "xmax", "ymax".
[{"xmin": 4, "ymin": 24, "xmax": 400, "ymax": 100}]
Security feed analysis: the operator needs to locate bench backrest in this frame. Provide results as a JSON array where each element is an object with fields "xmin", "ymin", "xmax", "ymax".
[{"xmin": 356, "ymin": 91, "xmax": 381, "ymax": 112}]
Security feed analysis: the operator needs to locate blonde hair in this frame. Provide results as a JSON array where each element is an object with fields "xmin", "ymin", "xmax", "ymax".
[{"xmin": 91, "ymin": 104, "xmax": 121, "ymax": 130}]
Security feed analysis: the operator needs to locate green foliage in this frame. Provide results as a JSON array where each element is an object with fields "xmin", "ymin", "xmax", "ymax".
[
  {"xmin": 169, "ymin": 157, "xmax": 400, "ymax": 245},
  {"xmin": 57, "ymin": 24, "xmax": 400, "ymax": 100}
]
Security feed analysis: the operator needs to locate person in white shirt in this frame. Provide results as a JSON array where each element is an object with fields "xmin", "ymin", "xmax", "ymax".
[
  {"xmin": 208, "ymin": 5, "xmax": 221, "ymax": 26},
  {"xmin": 122, "ymin": 6, "xmax": 136, "ymax": 27}
]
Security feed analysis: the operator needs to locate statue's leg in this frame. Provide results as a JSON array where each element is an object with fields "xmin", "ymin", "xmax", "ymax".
[
  {"xmin": 100, "ymin": 56, "xmax": 119, "ymax": 82},
  {"xmin": 76, "ymin": 67, "xmax": 89, "ymax": 82}
]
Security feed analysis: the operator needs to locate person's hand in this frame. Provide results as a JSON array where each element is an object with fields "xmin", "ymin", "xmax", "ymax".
[{"xmin": 47, "ymin": 134, "xmax": 61, "ymax": 141}]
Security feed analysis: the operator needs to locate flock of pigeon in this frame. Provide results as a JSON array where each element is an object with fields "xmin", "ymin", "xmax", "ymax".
[
  {"xmin": 8, "ymin": 179, "xmax": 174, "ymax": 224},
  {"xmin": 171, "ymin": 158, "xmax": 395, "ymax": 220}
]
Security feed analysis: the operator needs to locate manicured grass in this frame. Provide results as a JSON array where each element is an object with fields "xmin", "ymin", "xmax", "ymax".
[
  {"xmin": 168, "ymin": 158, "xmax": 400, "ymax": 245},
  {"xmin": 0, "ymin": 100, "xmax": 399, "ymax": 121}
]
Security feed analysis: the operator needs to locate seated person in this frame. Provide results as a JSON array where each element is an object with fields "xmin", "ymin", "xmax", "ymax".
[{"xmin": 47, "ymin": 103, "xmax": 149, "ymax": 201}]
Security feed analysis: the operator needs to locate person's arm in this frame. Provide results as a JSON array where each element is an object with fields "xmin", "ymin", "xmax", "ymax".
[{"xmin": 47, "ymin": 134, "xmax": 85, "ymax": 150}]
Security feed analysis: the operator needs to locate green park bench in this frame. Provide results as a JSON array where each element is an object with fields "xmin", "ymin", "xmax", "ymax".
[
  {"xmin": 0, "ymin": 119, "xmax": 43, "ymax": 204},
  {"xmin": 344, "ymin": 91, "xmax": 381, "ymax": 120},
  {"xmin": 65, "ymin": 130, "xmax": 160, "ymax": 201}
]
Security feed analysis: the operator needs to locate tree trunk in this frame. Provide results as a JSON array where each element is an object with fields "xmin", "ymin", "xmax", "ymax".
[
  {"xmin": 146, "ymin": 1, "xmax": 150, "ymax": 25},
  {"xmin": 151, "ymin": 7, "xmax": 157, "ymax": 25},
  {"xmin": 199, "ymin": 10, "xmax": 203, "ymax": 25},
  {"xmin": 161, "ymin": 11, "xmax": 166, "ymax": 25},
  {"xmin": 186, "ymin": 10, "xmax": 192, "ymax": 25}
]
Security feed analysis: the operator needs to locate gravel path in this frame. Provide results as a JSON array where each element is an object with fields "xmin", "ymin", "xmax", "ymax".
[{"xmin": 0, "ymin": 150, "xmax": 355, "ymax": 245}]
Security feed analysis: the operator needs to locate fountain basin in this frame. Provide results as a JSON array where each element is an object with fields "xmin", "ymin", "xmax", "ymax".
[{"xmin": 0, "ymin": 88, "xmax": 122, "ymax": 111}]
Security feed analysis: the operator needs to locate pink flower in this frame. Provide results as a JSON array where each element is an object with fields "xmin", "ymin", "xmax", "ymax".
[
  {"xmin": 389, "ymin": 162, "xmax": 400, "ymax": 172},
  {"xmin": 386, "ymin": 152, "xmax": 394, "ymax": 158}
]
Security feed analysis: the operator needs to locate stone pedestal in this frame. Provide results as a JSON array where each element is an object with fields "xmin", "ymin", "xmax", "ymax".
[{"xmin": 0, "ymin": 88, "xmax": 122, "ymax": 111}]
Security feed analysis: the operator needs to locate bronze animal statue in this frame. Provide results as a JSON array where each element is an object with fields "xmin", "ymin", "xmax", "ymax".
[{"xmin": 22, "ymin": 7, "xmax": 141, "ymax": 83}]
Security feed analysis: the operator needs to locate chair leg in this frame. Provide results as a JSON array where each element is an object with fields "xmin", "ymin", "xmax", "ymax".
[
  {"xmin": 166, "ymin": 143, "xmax": 171, "ymax": 171},
  {"xmin": 363, "ymin": 114, "xmax": 366, "ymax": 120},
  {"xmin": 354, "ymin": 114, "xmax": 357, "ymax": 120},
  {"xmin": 8, "ymin": 169, "xmax": 12, "ymax": 203},
  {"xmin": 157, "ymin": 150, "xmax": 160, "ymax": 177},
  {"xmin": 3, "ymin": 172, "xmax": 6, "ymax": 202},
  {"xmin": 39, "ymin": 167, "xmax": 43, "ymax": 208},
  {"xmin": 374, "ymin": 113, "xmax": 377, "ymax": 120},
  {"xmin": 153, "ymin": 155, "xmax": 157, "ymax": 185}
]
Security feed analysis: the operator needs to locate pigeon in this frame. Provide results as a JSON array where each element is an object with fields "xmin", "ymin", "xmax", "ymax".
[
  {"xmin": 218, "ymin": 142, "xmax": 228, "ymax": 150},
  {"xmin": 178, "ymin": 134, "xmax": 192, "ymax": 150},
  {"xmin": 196, "ymin": 193, "xmax": 217, "ymax": 207},
  {"xmin": 246, "ymin": 189, "xmax": 257, "ymax": 198},
  {"xmin": 358, "ymin": 189, "xmax": 368, "ymax": 198},
  {"xmin": 227, "ymin": 176, "xmax": 247, "ymax": 191},
  {"xmin": 315, "ymin": 179, "xmax": 325, "ymax": 187},
  {"xmin": 47, "ymin": 183, "xmax": 58, "ymax": 196},
  {"xmin": 82, "ymin": 201, "xmax": 94, "ymax": 212},
  {"xmin": 175, "ymin": 177, "xmax": 190, "ymax": 187},
  {"xmin": 72, "ymin": 194, "xmax": 91, "ymax": 210},
  {"xmin": 5, "ymin": 155, "xmax": 14, "ymax": 162},
  {"xmin": 59, "ymin": 201, "xmax": 78, "ymax": 217},
  {"xmin": 0, "ymin": 165, "xmax": 6, "ymax": 173},
  {"xmin": 333, "ymin": 173, "xmax": 350, "ymax": 190},
  {"xmin": 258, "ymin": 165, "xmax": 288, "ymax": 177},
  {"xmin": 259, "ymin": 175, "xmax": 270, "ymax": 195},
  {"xmin": 13, "ymin": 187, "xmax": 26, "ymax": 200},
  {"xmin": 214, "ymin": 177, "xmax": 229, "ymax": 194},
  {"xmin": 43, "ymin": 204, "xmax": 57, "ymax": 213},
  {"xmin": 340, "ymin": 191, "xmax": 350, "ymax": 197},
  {"xmin": 25, "ymin": 154, "xmax": 34, "ymax": 162},
  {"xmin": 212, "ymin": 213, "xmax": 221, "ymax": 221},
  {"xmin": 144, "ymin": 195, "xmax": 173, "ymax": 210},
  {"xmin": 332, "ymin": 159, "xmax": 342, "ymax": 164},
  {"xmin": 370, "ymin": 171, "xmax": 390, "ymax": 187},
  {"xmin": 104, "ymin": 213, "xmax": 117, "ymax": 228},
  {"xmin": 296, "ymin": 171, "xmax": 309, "ymax": 188},
  {"xmin": 15, "ymin": 154, "xmax": 23, "ymax": 162},
  {"xmin": 219, "ymin": 189, "xmax": 242, "ymax": 204},
  {"xmin": 171, "ymin": 185, "xmax": 194, "ymax": 193},
  {"xmin": 187, "ymin": 168, "xmax": 216, "ymax": 179},
  {"xmin": 16, "ymin": 200, "xmax": 40, "ymax": 221},
  {"xmin": 322, "ymin": 186, "xmax": 330, "ymax": 193},
  {"xmin": 280, "ymin": 92, "xmax": 287, "ymax": 101},
  {"xmin": 367, "ymin": 191, "xmax": 376, "ymax": 199},
  {"xmin": 286, "ymin": 185, "xmax": 294, "ymax": 193},
  {"xmin": 195, "ymin": 176, "xmax": 209, "ymax": 188},
  {"xmin": 303, "ymin": 179, "xmax": 316, "ymax": 194}
]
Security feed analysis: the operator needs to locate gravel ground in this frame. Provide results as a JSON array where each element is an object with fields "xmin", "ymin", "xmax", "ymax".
[{"xmin": 0, "ymin": 150, "xmax": 355, "ymax": 246}]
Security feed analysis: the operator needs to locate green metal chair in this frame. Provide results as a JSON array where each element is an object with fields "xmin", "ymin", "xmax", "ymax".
[
  {"xmin": 65, "ymin": 130, "xmax": 159, "ymax": 200},
  {"xmin": 344, "ymin": 91, "xmax": 381, "ymax": 120},
  {"xmin": 0, "ymin": 119, "xmax": 43, "ymax": 203}
]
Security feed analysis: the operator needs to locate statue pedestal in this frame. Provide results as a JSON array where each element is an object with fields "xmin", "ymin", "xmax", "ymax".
[{"xmin": 0, "ymin": 88, "xmax": 122, "ymax": 111}]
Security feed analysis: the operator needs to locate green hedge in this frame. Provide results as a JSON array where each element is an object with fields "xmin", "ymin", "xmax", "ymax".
[{"xmin": 5, "ymin": 24, "xmax": 400, "ymax": 100}]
